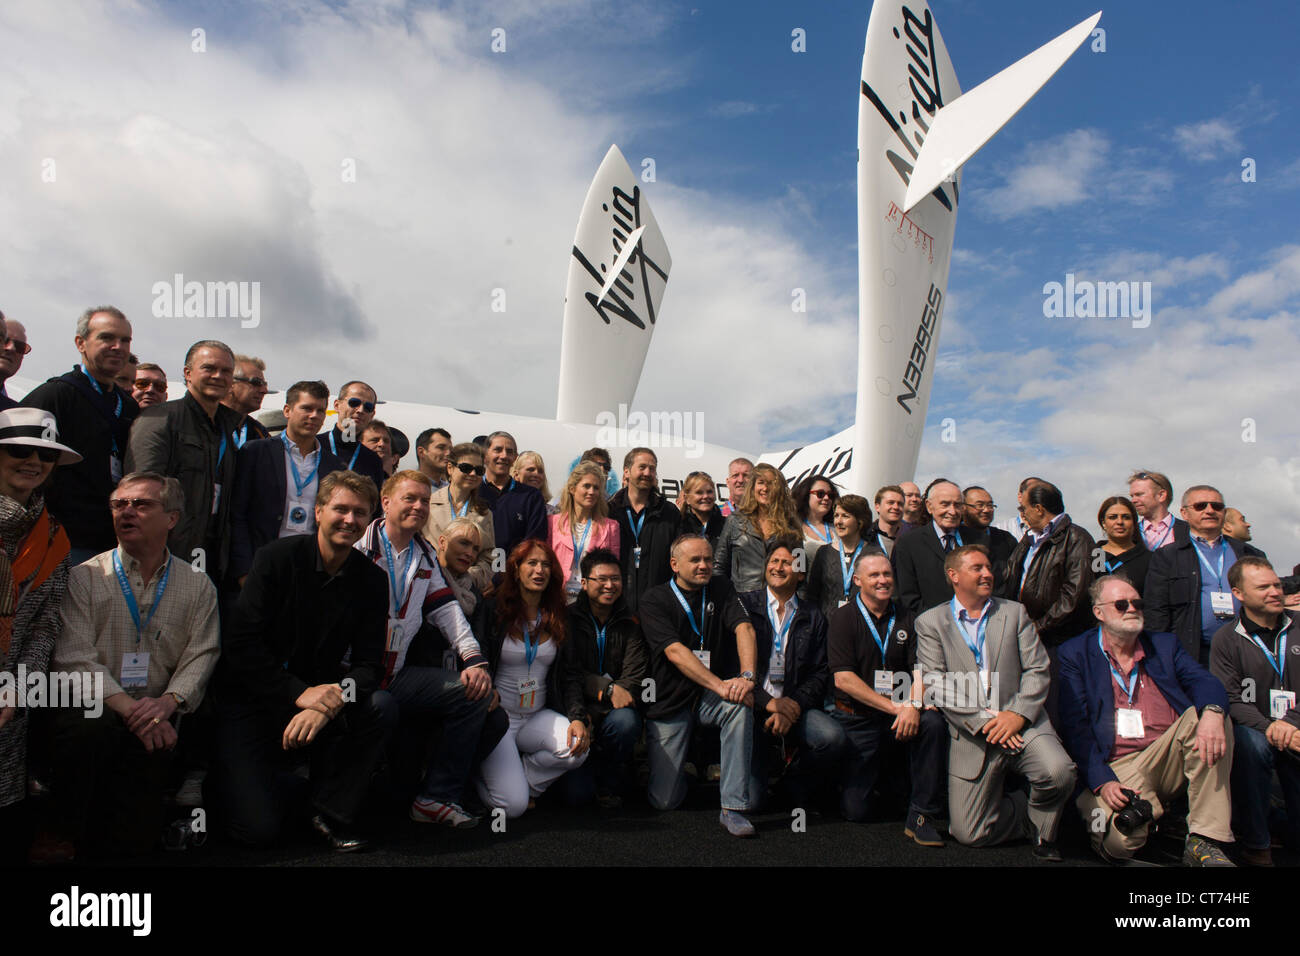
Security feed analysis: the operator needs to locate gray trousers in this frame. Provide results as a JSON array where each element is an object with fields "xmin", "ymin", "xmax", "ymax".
[{"xmin": 948, "ymin": 730, "xmax": 1076, "ymax": 847}]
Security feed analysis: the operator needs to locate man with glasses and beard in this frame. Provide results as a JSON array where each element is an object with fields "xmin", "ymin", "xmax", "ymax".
[
  {"xmin": 1144, "ymin": 485, "xmax": 1248, "ymax": 665},
  {"xmin": 1058, "ymin": 575, "xmax": 1234, "ymax": 866}
]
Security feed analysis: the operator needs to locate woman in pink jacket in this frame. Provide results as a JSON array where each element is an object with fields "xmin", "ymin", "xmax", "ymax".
[{"xmin": 549, "ymin": 461, "xmax": 620, "ymax": 604}]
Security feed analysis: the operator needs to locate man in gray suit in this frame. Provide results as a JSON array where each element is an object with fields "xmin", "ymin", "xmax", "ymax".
[{"xmin": 916, "ymin": 544, "xmax": 1077, "ymax": 860}]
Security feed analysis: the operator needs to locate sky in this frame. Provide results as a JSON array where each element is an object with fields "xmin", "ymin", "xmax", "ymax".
[{"xmin": 1, "ymin": 0, "xmax": 1298, "ymax": 556}]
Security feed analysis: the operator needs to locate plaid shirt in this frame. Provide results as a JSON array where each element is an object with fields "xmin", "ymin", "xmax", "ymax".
[{"xmin": 53, "ymin": 547, "xmax": 220, "ymax": 710}]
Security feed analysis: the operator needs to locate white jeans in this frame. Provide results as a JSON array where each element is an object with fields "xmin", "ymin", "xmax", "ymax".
[{"xmin": 476, "ymin": 708, "xmax": 586, "ymax": 818}]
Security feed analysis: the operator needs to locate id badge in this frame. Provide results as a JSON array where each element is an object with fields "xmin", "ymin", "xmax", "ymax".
[
  {"xmin": 385, "ymin": 619, "xmax": 403, "ymax": 652},
  {"xmin": 211, "ymin": 482, "xmax": 222, "ymax": 515},
  {"xmin": 518, "ymin": 676, "xmax": 538, "ymax": 710},
  {"xmin": 1210, "ymin": 591, "xmax": 1234, "ymax": 617},
  {"xmin": 287, "ymin": 504, "xmax": 311, "ymax": 533},
  {"xmin": 121, "ymin": 651, "xmax": 150, "ymax": 690},
  {"xmin": 838, "ymin": 599, "xmax": 848, "ymax": 609},
  {"xmin": 1270, "ymin": 689, "xmax": 1297, "ymax": 720},
  {"xmin": 873, "ymin": 670, "xmax": 894, "ymax": 695},
  {"xmin": 564, "ymin": 571, "xmax": 582, "ymax": 599},
  {"xmin": 1117, "ymin": 707, "xmax": 1145, "ymax": 738},
  {"xmin": 769, "ymin": 650, "xmax": 785, "ymax": 684},
  {"xmin": 633, "ymin": 546, "xmax": 642, "ymax": 569},
  {"xmin": 693, "ymin": 649, "xmax": 711, "ymax": 669}
]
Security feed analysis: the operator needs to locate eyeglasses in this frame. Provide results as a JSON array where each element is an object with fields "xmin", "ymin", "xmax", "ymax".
[
  {"xmin": 1189, "ymin": 501, "xmax": 1225, "ymax": 512},
  {"xmin": 1, "ymin": 445, "xmax": 59, "ymax": 463},
  {"xmin": 134, "ymin": 379, "xmax": 168, "ymax": 392},
  {"xmin": 966, "ymin": 501, "xmax": 996, "ymax": 511},
  {"xmin": 585, "ymin": 575, "xmax": 621, "ymax": 586},
  {"xmin": 1099, "ymin": 598, "xmax": 1144, "ymax": 613},
  {"xmin": 455, "ymin": 462, "xmax": 486, "ymax": 476},
  {"xmin": 234, "ymin": 375, "xmax": 268, "ymax": 388},
  {"xmin": 810, "ymin": 489, "xmax": 833, "ymax": 499},
  {"xmin": 1, "ymin": 337, "xmax": 30, "ymax": 355},
  {"xmin": 109, "ymin": 497, "xmax": 163, "ymax": 512},
  {"xmin": 346, "ymin": 397, "xmax": 376, "ymax": 413}
]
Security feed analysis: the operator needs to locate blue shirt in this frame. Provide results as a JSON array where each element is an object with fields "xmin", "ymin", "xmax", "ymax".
[
  {"xmin": 1020, "ymin": 512, "xmax": 1066, "ymax": 591},
  {"xmin": 1193, "ymin": 535, "xmax": 1238, "ymax": 643}
]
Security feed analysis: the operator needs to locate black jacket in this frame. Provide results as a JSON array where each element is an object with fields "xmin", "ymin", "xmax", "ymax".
[
  {"xmin": 961, "ymin": 523, "xmax": 1017, "ymax": 593},
  {"xmin": 804, "ymin": 538, "xmax": 863, "ymax": 620},
  {"xmin": 1210, "ymin": 609, "xmax": 1300, "ymax": 734},
  {"xmin": 1005, "ymin": 513, "xmax": 1096, "ymax": 647},
  {"xmin": 680, "ymin": 506, "xmax": 725, "ymax": 546},
  {"xmin": 610, "ymin": 487, "xmax": 681, "ymax": 613},
  {"xmin": 739, "ymin": 588, "xmax": 830, "ymax": 716},
  {"xmin": 323, "ymin": 425, "xmax": 386, "ymax": 491},
  {"xmin": 561, "ymin": 592, "xmax": 649, "ymax": 725},
  {"xmin": 216, "ymin": 533, "xmax": 387, "ymax": 709},
  {"xmin": 22, "ymin": 368, "xmax": 139, "ymax": 551},
  {"xmin": 125, "ymin": 392, "xmax": 242, "ymax": 580},
  {"xmin": 1145, "ymin": 534, "xmax": 1248, "ymax": 659},
  {"xmin": 229, "ymin": 436, "xmax": 346, "ymax": 578},
  {"xmin": 1095, "ymin": 544, "xmax": 1151, "ymax": 596},
  {"xmin": 891, "ymin": 522, "xmax": 958, "ymax": 616}
]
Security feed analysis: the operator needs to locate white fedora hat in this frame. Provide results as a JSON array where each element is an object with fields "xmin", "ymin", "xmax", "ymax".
[{"xmin": 0, "ymin": 408, "xmax": 83, "ymax": 465}]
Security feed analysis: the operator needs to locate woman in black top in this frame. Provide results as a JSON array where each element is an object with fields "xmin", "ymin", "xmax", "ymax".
[
  {"xmin": 1096, "ymin": 495, "xmax": 1150, "ymax": 594},
  {"xmin": 678, "ymin": 471, "xmax": 725, "ymax": 545},
  {"xmin": 792, "ymin": 474, "xmax": 840, "ymax": 565}
]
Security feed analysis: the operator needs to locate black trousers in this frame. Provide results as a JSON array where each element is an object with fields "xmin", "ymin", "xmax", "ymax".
[
  {"xmin": 48, "ymin": 706, "xmax": 175, "ymax": 856},
  {"xmin": 836, "ymin": 708, "xmax": 946, "ymax": 821},
  {"xmin": 214, "ymin": 691, "xmax": 396, "ymax": 846}
]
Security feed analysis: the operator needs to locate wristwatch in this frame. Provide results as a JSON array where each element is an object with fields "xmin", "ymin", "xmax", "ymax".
[
  {"xmin": 1204, "ymin": 704, "xmax": 1225, "ymax": 715},
  {"xmin": 907, "ymin": 699, "xmax": 922, "ymax": 710},
  {"xmin": 740, "ymin": 671, "xmax": 755, "ymax": 682}
]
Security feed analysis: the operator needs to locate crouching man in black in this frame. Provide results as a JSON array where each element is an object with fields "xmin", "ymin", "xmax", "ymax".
[{"xmin": 213, "ymin": 470, "xmax": 396, "ymax": 852}]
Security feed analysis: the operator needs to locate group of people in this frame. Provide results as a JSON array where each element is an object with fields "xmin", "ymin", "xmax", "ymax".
[{"xmin": 0, "ymin": 305, "xmax": 1296, "ymax": 867}]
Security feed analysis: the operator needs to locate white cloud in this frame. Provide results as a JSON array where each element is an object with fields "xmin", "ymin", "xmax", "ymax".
[
  {"xmin": 709, "ymin": 101, "xmax": 762, "ymax": 119},
  {"xmin": 1173, "ymin": 117, "xmax": 1241, "ymax": 162}
]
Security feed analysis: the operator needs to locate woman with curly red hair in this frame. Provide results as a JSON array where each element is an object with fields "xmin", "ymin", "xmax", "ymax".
[{"xmin": 475, "ymin": 540, "xmax": 588, "ymax": 817}]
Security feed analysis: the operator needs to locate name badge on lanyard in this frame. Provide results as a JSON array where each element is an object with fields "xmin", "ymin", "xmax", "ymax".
[
  {"xmin": 672, "ymin": 580, "xmax": 709, "ymax": 668},
  {"xmin": 212, "ymin": 431, "xmax": 228, "ymax": 515},
  {"xmin": 1100, "ymin": 629, "xmax": 1144, "ymax": 737},
  {"xmin": 121, "ymin": 651, "xmax": 150, "ymax": 690},
  {"xmin": 1270, "ymin": 690, "xmax": 1296, "ymax": 720},
  {"xmin": 768, "ymin": 598, "xmax": 794, "ymax": 685},
  {"xmin": 519, "ymin": 621, "xmax": 540, "ymax": 709},
  {"xmin": 1117, "ymin": 708, "xmax": 1145, "ymax": 738}
]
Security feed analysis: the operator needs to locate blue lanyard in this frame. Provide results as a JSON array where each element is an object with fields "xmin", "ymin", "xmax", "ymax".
[
  {"xmin": 448, "ymin": 491, "xmax": 471, "ymax": 518},
  {"xmin": 521, "ymin": 616, "xmax": 540, "ymax": 671},
  {"xmin": 1098, "ymin": 628, "xmax": 1140, "ymax": 706},
  {"xmin": 1142, "ymin": 518, "xmax": 1172, "ymax": 550},
  {"xmin": 856, "ymin": 596, "xmax": 895, "ymax": 663},
  {"xmin": 670, "ymin": 579, "xmax": 706, "ymax": 643},
  {"xmin": 836, "ymin": 537, "xmax": 864, "ymax": 597},
  {"xmin": 767, "ymin": 595, "xmax": 796, "ymax": 653},
  {"xmin": 591, "ymin": 614, "xmax": 608, "ymax": 672},
  {"xmin": 805, "ymin": 521, "xmax": 833, "ymax": 544},
  {"xmin": 233, "ymin": 422, "xmax": 248, "ymax": 450},
  {"xmin": 1104, "ymin": 553, "xmax": 1125, "ymax": 573},
  {"xmin": 626, "ymin": 507, "xmax": 646, "ymax": 545},
  {"xmin": 113, "ymin": 551, "xmax": 171, "ymax": 644},
  {"xmin": 949, "ymin": 597, "xmax": 989, "ymax": 669},
  {"xmin": 328, "ymin": 431, "xmax": 361, "ymax": 470},
  {"xmin": 216, "ymin": 430, "xmax": 228, "ymax": 469},
  {"xmin": 80, "ymin": 364, "xmax": 123, "ymax": 417},
  {"xmin": 379, "ymin": 527, "xmax": 414, "ymax": 614},
  {"xmin": 1245, "ymin": 618, "xmax": 1291, "ymax": 682},
  {"xmin": 1193, "ymin": 538, "xmax": 1228, "ymax": 589},
  {"xmin": 281, "ymin": 433, "xmax": 321, "ymax": 496},
  {"xmin": 572, "ymin": 518, "xmax": 593, "ymax": 563},
  {"xmin": 486, "ymin": 477, "xmax": 516, "ymax": 495},
  {"xmin": 876, "ymin": 532, "xmax": 890, "ymax": 551}
]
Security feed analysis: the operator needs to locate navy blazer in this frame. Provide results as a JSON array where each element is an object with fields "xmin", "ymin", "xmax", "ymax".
[
  {"xmin": 739, "ymin": 588, "xmax": 830, "ymax": 716},
  {"xmin": 229, "ymin": 436, "xmax": 346, "ymax": 579},
  {"xmin": 1057, "ymin": 628, "xmax": 1229, "ymax": 792}
]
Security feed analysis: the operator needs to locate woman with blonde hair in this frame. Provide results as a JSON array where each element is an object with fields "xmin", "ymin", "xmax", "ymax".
[
  {"xmin": 549, "ymin": 462, "xmax": 620, "ymax": 603},
  {"xmin": 426, "ymin": 442, "xmax": 497, "ymax": 593},
  {"xmin": 679, "ymin": 471, "xmax": 725, "ymax": 545},
  {"xmin": 511, "ymin": 451, "xmax": 556, "ymax": 514},
  {"xmin": 713, "ymin": 463, "xmax": 799, "ymax": 592}
]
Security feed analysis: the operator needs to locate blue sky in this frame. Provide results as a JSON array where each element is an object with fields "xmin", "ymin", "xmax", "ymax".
[{"xmin": 1, "ymin": 0, "xmax": 1298, "ymax": 553}]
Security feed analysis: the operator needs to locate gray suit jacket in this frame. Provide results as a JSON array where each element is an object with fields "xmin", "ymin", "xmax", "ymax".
[{"xmin": 915, "ymin": 597, "xmax": 1054, "ymax": 781}]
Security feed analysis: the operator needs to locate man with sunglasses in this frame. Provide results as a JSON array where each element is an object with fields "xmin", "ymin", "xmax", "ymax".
[
  {"xmin": 126, "ymin": 340, "xmax": 241, "ymax": 584},
  {"xmin": 327, "ymin": 381, "xmax": 386, "ymax": 491},
  {"xmin": 222, "ymin": 354, "xmax": 272, "ymax": 447},
  {"xmin": 555, "ymin": 548, "xmax": 648, "ymax": 808},
  {"xmin": 0, "ymin": 315, "xmax": 22, "ymax": 410},
  {"xmin": 132, "ymin": 364, "xmax": 169, "ymax": 409},
  {"xmin": 1059, "ymin": 575, "xmax": 1234, "ymax": 866},
  {"xmin": 1144, "ymin": 485, "xmax": 1247, "ymax": 665}
]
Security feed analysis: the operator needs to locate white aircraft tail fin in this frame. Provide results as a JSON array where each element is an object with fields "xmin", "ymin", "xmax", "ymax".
[
  {"xmin": 902, "ymin": 11, "xmax": 1101, "ymax": 212},
  {"xmin": 556, "ymin": 145, "xmax": 671, "ymax": 424}
]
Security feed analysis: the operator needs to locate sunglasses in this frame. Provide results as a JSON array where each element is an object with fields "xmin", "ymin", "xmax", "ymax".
[
  {"xmin": 109, "ymin": 497, "xmax": 163, "ymax": 512},
  {"xmin": 2, "ymin": 445, "xmax": 60, "ymax": 463},
  {"xmin": 1100, "ymin": 598, "xmax": 1144, "ymax": 613},
  {"xmin": 134, "ymin": 379, "xmax": 167, "ymax": 392},
  {"xmin": 1189, "ymin": 501, "xmax": 1225, "ymax": 512},
  {"xmin": 455, "ymin": 462, "xmax": 486, "ymax": 476},
  {"xmin": 234, "ymin": 375, "xmax": 269, "ymax": 388},
  {"xmin": 1, "ymin": 337, "xmax": 31, "ymax": 355},
  {"xmin": 346, "ymin": 397, "xmax": 376, "ymax": 413},
  {"xmin": 810, "ymin": 489, "xmax": 833, "ymax": 499}
]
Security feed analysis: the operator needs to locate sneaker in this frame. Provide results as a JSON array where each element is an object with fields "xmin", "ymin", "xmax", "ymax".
[
  {"xmin": 174, "ymin": 770, "xmax": 207, "ymax": 808},
  {"xmin": 1183, "ymin": 834, "xmax": 1235, "ymax": 867},
  {"xmin": 410, "ymin": 797, "xmax": 481, "ymax": 829},
  {"xmin": 1236, "ymin": 846, "xmax": 1273, "ymax": 867},
  {"xmin": 719, "ymin": 809, "xmax": 756, "ymax": 838},
  {"xmin": 904, "ymin": 811, "xmax": 944, "ymax": 847}
]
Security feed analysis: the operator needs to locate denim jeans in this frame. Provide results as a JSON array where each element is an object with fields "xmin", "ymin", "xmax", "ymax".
[
  {"xmin": 554, "ymin": 706, "xmax": 643, "ymax": 805},
  {"xmin": 750, "ymin": 706, "xmax": 846, "ymax": 808},
  {"xmin": 1231, "ymin": 722, "xmax": 1300, "ymax": 850},
  {"xmin": 387, "ymin": 665, "xmax": 492, "ymax": 804},
  {"xmin": 646, "ymin": 690, "xmax": 754, "ymax": 812}
]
